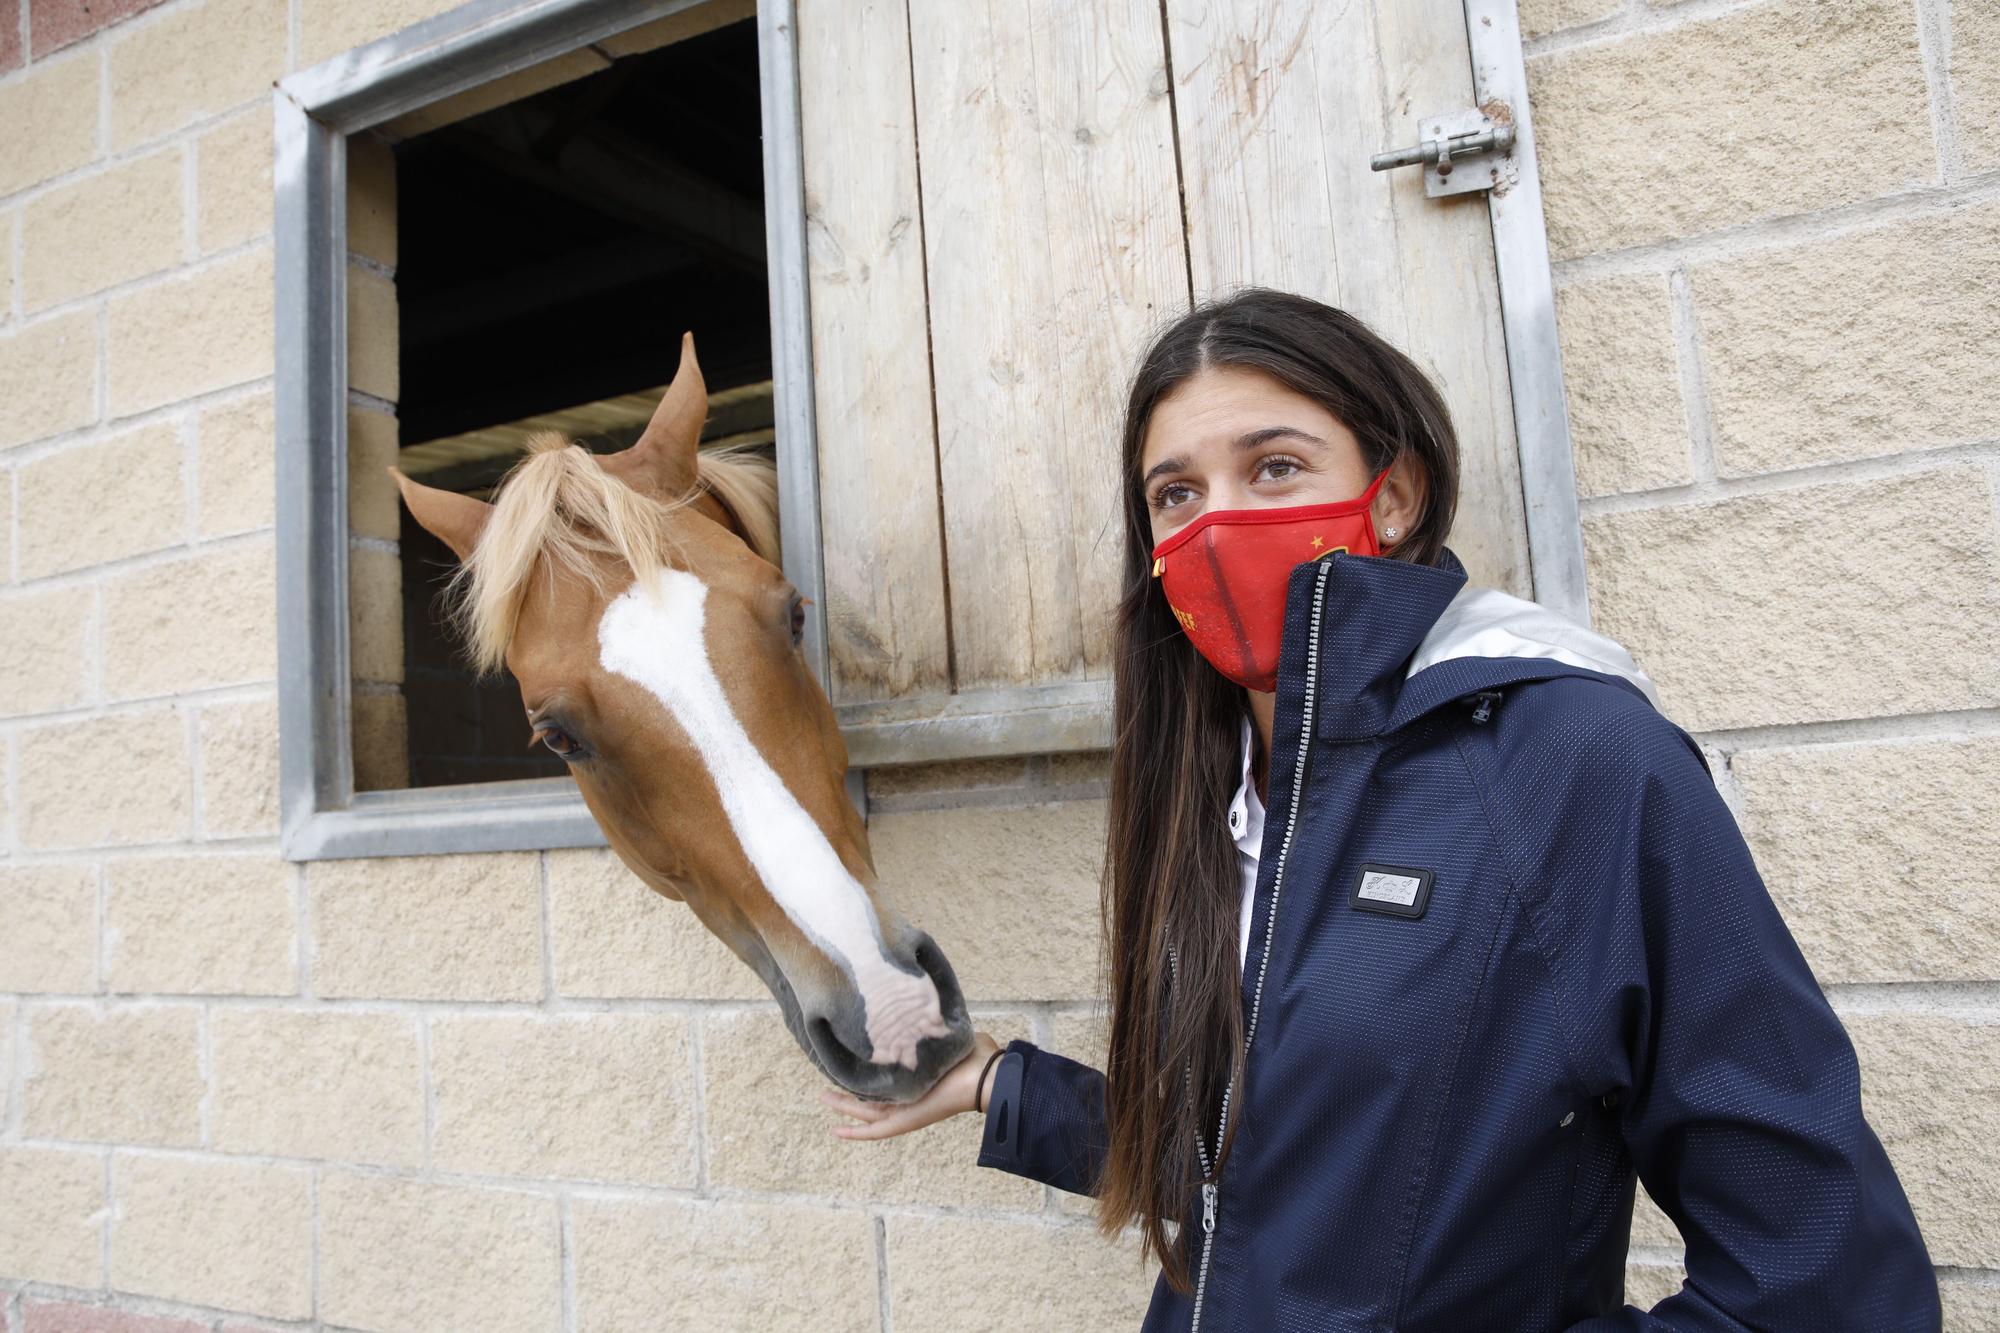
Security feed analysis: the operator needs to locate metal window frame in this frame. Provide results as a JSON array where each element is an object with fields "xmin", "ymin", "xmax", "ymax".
[
  {"xmin": 1466, "ymin": 0, "xmax": 1593, "ymax": 624},
  {"xmin": 275, "ymin": 0, "xmax": 823, "ymax": 860}
]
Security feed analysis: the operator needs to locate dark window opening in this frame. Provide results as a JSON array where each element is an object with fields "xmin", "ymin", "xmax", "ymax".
[{"xmin": 391, "ymin": 18, "xmax": 771, "ymax": 789}]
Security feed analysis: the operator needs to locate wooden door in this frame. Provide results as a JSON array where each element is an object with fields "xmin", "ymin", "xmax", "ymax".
[{"xmin": 797, "ymin": 1, "xmax": 1532, "ymax": 766}]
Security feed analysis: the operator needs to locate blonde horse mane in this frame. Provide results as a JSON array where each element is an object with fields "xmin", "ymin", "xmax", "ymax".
[{"xmin": 448, "ymin": 432, "xmax": 782, "ymax": 674}]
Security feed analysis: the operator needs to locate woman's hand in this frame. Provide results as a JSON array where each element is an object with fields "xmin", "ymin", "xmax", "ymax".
[{"xmin": 820, "ymin": 1030, "xmax": 1002, "ymax": 1141}]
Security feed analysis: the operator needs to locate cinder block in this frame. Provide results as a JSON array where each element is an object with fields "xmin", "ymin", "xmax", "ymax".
[
  {"xmin": 297, "ymin": 0, "xmax": 475, "ymax": 67},
  {"xmin": 1582, "ymin": 468, "xmax": 1999, "ymax": 732},
  {"xmin": 318, "ymin": 1171, "xmax": 560, "ymax": 1333},
  {"xmin": 0, "ymin": 864, "xmax": 98, "ymax": 993},
  {"xmin": 210, "ymin": 1009, "xmax": 423, "ymax": 1166},
  {"xmin": 107, "ymin": 247, "xmax": 274, "ymax": 417},
  {"xmin": 1519, "ymin": 0, "xmax": 1619, "ymax": 39},
  {"xmin": 1942, "ymin": 1274, "xmax": 2000, "ymax": 1332},
  {"xmin": 1847, "ymin": 1011, "xmax": 2000, "ymax": 1269},
  {"xmin": 1529, "ymin": 0, "xmax": 1933, "ymax": 258},
  {"xmin": 1953, "ymin": 0, "xmax": 2000, "ymax": 174},
  {"xmin": 1631, "ymin": 1187, "xmax": 1682, "ymax": 1252},
  {"xmin": 107, "ymin": 0, "xmax": 287, "ymax": 149},
  {"xmin": 1691, "ymin": 203, "xmax": 2000, "ymax": 475},
  {"xmin": 310, "ymin": 851, "xmax": 543, "ymax": 999},
  {"xmin": 22, "ymin": 149, "xmax": 184, "ymax": 312},
  {"xmin": 197, "ymin": 109, "xmax": 274, "ymax": 253},
  {"xmin": 0, "ymin": 585, "xmax": 94, "ymax": 717},
  {"xmin": 0, "ymin": 998, "xmax": 12, "ymax": 1124},
  {"xmin": 883, "ymin": 1214, "xmax": 1156, "ymax": 1329},
  {"xmin": 197, "ymin": 392, "xmax": 276, "ymax": 538},
  {"xmin": 0, "ymin": 1146, "xmax": 105, "ymax": 1288},
  {"xmin": 348, "ymin": 544, "xmax": 404, "ymax": 684},
  {"xmin": 103, "ymin": 540, "xmax": 276, "ymax": 699},
  {"xmin": 195, "ymin": 696, "xmax": 281, "ymax": 838},
  {"xmin": 0, "ymin": 311, "xmax": 99, "ymax": 450},
  {"xmin": 110, "ymin": 1154, "xmax": 312, "ymax": 1319},
  {"xmin": 347, "ymin": 133, "xmax": 398, "ymax": 269},
  {"xmin": 431, "ymin": 1012, "xmax": 697, "ymax": 1186},
  {"xmin": 572, "ymin": 1196, "xmax": 878, "ymax": 1332},
  {"xmin": 702, "ymin": 1007, "xmax": 1039, "ymax": 1209},
  {"xmin": 866, "ymin": 754, "xmax": 1034, "ymax": 799},
  {"xmin": 1734, "ymin": 736, "xmax": 2000, "ymax": 984},
  {"xmin": 1623, "ymin": 1261, "xmax": 1688, "ymax": 1309},
  {"xmin": 1552, "ymin": 274, "xmax": 1691, "ymax": 497},
  {"xmin": 348, "ymin": 404, "xmax": 402, "ymax": 542},
  {"xmin": 347, "ymin": 263, "xmax": 399, "ymax": 403},
  {"xmin": 350, "ymin": 689, "xmax": 411, "ymax": 792},
  {"xmin": 105, "ymin": 855, "xmax": 294, "ymax": 995},
  {"xmin": 546, "ymin": 847, "xmax": 767, "ymax": 1000},
  {"xmin": 19, "ymin": 710, "xmax": 190, "ymax": 849},
  {"xmin": 22, "ymin": 1004, "xmax": 202, "ymax": 1145},
  {"xmin": 0, "ymin": 53, "xmax": 99, "ymax": 197},
  {"xmin": 868, "ymin": 800, "xmax": 1106, "ymax": 1001},
  {"xmin": 18, "ymin": 423, "xmax": 184, "ymax": 579}
]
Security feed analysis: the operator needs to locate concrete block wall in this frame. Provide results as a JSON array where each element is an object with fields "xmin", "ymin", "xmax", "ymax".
[
  {"xmin": 1525, "ymin": 0, "xmax": 2000, "ymax": 1321},
  {"xmin": 0, "ymin": 0, "xmax": 1992, "ymax": 1329}
]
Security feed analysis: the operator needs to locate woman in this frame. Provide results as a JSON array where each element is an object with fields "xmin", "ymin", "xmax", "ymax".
[{"xmin": 821, "ymin": 289, "xmax": 1938, "ymax": 1329}]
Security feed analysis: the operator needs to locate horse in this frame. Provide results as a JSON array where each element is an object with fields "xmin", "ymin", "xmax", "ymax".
[{"xmin": 391, "ymin": 333, "xmax": 975, "ymax": 1102}]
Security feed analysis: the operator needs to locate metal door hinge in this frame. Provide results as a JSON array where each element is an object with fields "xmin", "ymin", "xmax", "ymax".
[{"xmin": 1371, "ymin": 105, "xmax": 1517, "ymax": 197}]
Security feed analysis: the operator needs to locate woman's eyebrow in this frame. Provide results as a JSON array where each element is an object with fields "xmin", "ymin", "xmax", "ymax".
[
  {"xmin": 1139, "ymin": 427, "xmax": 1328, "ymax": 488},
  {"xmin": 1139, "ymin": 455, "xmax": 1187, "ymax": 488},
  {"xmin": 1238, "ymin": 425, "xmax": 1327, "ymax": 451}
]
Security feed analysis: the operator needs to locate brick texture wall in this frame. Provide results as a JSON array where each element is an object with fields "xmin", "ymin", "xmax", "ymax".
[{"xmin": 0, "ymin": 0, "xmax": 1993, "ymax": 1329}]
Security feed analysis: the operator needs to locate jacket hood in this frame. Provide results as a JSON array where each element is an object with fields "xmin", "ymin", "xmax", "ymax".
[{"xmin": 1284, "ymin": 545, "xmax": 1661, "ymax": 743}]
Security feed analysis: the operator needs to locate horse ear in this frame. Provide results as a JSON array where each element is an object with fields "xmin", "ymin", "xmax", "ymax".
[
  {"xmin": 390, "ymin": 467, "xmax": 490, "ymax": 562},
  {"xmin": 604, "ymin": 330, "xmax": 706, "ymax": 498}
]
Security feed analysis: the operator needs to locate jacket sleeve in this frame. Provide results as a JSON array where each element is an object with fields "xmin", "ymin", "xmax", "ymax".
[
  {"xmin": 973, "ymin": 1038, "xmax": 1109, "ymax": 1196},
  {"xmin": 1560, "ymin": 712, "xmax": 1940, "ymax": 1330}
]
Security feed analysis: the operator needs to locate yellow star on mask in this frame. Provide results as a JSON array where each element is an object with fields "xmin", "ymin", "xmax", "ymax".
[{"xmin": 1309, "ymin": 535, "xmax": 1324, "ymax": 550}]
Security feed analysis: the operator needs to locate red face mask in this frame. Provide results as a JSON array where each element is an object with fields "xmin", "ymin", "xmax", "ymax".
[{"xmin": 1149, "ymin": 467, "xmax": 1393, "ymax": 692}]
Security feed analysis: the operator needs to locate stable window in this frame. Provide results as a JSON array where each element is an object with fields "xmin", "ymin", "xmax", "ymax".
[{"xmin": 276, "ymin": 0, "xmax": 824, "ymax": 859}]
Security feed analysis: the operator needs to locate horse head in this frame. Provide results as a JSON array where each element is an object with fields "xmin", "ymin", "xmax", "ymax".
[{"xmin": 392, "ymin": 333, "xmax": 974, "ymax": 1101}]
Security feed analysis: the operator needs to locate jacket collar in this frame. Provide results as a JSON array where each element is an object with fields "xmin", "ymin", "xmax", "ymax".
[
  {"xmin": 1276, "ymin": 546, "xmax": 1470, "ymax": 742},
  {"xmin": 1277, "ymin": 545, "xmax": 1661, "ymax": 743}
]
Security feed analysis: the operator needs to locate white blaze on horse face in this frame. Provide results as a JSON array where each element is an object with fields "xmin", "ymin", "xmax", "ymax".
[{"xmin": 598, "ymin": 567, "xmax": 950, "ymax": 1071}]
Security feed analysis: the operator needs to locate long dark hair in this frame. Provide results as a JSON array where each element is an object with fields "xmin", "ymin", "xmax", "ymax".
[{"xmin": 1093, "ymin": 288, "xmax": 1461, "ymax": 1290}]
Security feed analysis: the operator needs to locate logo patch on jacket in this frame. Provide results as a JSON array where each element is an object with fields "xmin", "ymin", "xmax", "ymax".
[{"xmin": 1350, "ymin": 863, "xmax": 1434, "ymax": 919}]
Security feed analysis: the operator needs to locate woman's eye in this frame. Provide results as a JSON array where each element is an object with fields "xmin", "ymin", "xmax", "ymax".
[
  {"xmin": 1258, "ymin": 454, "xmax": 1302, "ymax": 482},
  {"xmin": 538, "ymin": 726, "xmax": 586, "ymax": 760},
  {"xmin": 1151, "ymin": 481, "xmax": 1193, "ymax": 511}
]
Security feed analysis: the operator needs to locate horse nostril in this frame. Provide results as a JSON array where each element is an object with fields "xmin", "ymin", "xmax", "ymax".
[
  {"xmin": 908, "ymin": 932, "xmax": 970, "ymax": 1028},
  {"xmin": 807, "ymin": 1013, "xmax": 871, "ymax": 1084}
]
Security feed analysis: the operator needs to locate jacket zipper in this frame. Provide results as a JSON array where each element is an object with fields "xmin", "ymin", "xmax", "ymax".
[{"xmin": 1187, "ymin": 557, "xmax": 1334, "ymax": 1332}]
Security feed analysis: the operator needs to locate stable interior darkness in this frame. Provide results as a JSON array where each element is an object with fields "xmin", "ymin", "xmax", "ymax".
[{"xmin": 389, "ymin": 17, "xmax": 773, "ymax": 789}]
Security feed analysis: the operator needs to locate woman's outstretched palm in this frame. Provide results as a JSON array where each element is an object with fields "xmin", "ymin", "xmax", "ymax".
[{"xmin": 821, "ymin": 1031, "xmax": 1001, "ymax": 1140}]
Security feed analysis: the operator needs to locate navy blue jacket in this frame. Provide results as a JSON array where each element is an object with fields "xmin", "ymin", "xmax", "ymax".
[{"xmin": 976, "ymin": 547, "xmax": 1937, "ymax": 1330}]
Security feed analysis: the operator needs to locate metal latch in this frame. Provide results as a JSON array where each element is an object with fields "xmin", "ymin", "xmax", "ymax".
[{"xmin": 1370, "ymin": 106, "xmax": 1517, "ymax": 198}]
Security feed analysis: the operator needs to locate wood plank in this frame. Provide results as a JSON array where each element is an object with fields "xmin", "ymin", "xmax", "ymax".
[
  {"xmin": 796, "ymin": 0, "xmax": 952, "ymax": 704},
  {"xmin": 909, "ymin": 0, "xmax": 1189, "ymax": 690},
  {"xmin": 1166, "ymin": 0, "xmax": 1530, "ymax": 594}
]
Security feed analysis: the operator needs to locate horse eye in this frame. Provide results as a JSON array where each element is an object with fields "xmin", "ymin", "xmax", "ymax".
[
  {"xmin": 789, "ymin": 593, "xmax": 808, "ymax": 647},
  {"xmin": 538, "ymin": 726, "xmax": 586, "ymax": 760}
]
